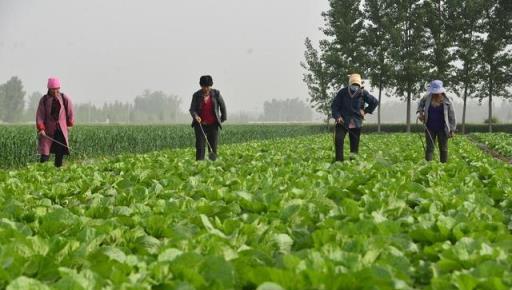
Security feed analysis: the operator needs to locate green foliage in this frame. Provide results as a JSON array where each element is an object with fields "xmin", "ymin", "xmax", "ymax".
[
  {"xmin": 0, "ymin": 77, "xmax": 26, "ymax": 123},
  {"xmin": 74, "ymin": 90, "xmax": 186, "ymax": 124},
  {"xmin": 476, "ymin": 0, "xmax": 512, "ymax": 102},
  {"xmin": 132, "ymin": 90, "xmax": 183, "ymax": 123},
  {"xmin": 422, "ymin": 0, "xmax": 455, "ymax": 82},
  {"xmin": 303, "ymin": 0, "xmax": 512, "ymax": 133},
  {"xmin": 448, "ymin": 0, "xmax": 486, "ymax": 133},
  {"xmin": 322, "ymin": 0, "xmax": 366, "ymax": 81},
  {"xmin": 360, "ymin": 0, "xmax": 396, "ymax": 131},
  {"xmin": 0, "ymin": 124, "xmax": 329, "ymax": 168},
  {"xmin": 1, "ymin": 133, "xmax": 512, "ymax": 289},
  {"xmin": 484, "ymin": 117, "xmax": 500, "ymax": 124},
  {"xmin": 4, "ymin": 124, "xmax": 512, "ymax": 168},
  {"xmin": 301, "ymin": 38, "xmax": 333, "ymax": 120},
  {"xmin": 476, "ymin": 0, "xmax": 512, "ymax": 132},
  {"xmin": 261, "ymin": 98, "xmax": 313, "ymax": 122},
  {"xmin": 472, "ymin": 133, "xmax": 512, "ymax": 157},
  {"xmin": 24, "ymin": 92, "xmax": 43, "ymax": 122}
]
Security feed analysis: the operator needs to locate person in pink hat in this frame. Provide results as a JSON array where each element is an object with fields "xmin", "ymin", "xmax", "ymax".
[{"xmin": 35, "ymin": 77, "xmax": 75, "ymax": 167}]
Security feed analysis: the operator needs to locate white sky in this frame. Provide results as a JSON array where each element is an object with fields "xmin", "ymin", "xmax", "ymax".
[{"xmin": 0, "ymin": 0, "xmax": 330, "ymax": 113}]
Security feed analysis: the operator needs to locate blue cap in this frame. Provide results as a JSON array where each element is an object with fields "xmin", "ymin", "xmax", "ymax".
[{"xmin": 428, "ymin": 80, "xmax": 445, "ymax": 94}]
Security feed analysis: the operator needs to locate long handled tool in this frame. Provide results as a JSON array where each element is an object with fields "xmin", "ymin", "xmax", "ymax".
[
  {"xmin": 343, "ymin": 121, "xmax": 373, "ymax": 152},
  {"xmin": 416, "ymin": 118, "xmax": 426, "ymax": 152},
  {"xmin": 36, "ymin": 133, "xmax": 93, "ymax": 165},
  {"xmin": 41, "ymin": 134, "xmax": 72, "ymax": 151},
  {"xmin": 417, "ymin": 118, "xmax": 437, "ymax": 158},
  {"xmin": 198, "ymin": 123, "xmax": 217, "ymax": 160}
]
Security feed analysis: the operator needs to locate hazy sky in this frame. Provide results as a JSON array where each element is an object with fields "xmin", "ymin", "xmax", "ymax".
[{"xmin": 0, "ymin": 0, "xmax": 330, "ymax": 113}]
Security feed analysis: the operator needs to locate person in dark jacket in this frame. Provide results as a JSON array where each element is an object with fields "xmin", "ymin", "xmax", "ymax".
[
  {"xmin": 417, "ymin": 80, "xmax": 456, "ymax": 163},
  {"xmin": 331, "ymin": 74, "xmax": 379, "ymax": 162},
  {"xmin": 189, "ymin": 75, "xmax": 227, "ymax": 161}
]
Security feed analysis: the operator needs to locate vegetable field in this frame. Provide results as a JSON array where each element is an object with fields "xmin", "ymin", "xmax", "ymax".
[
  {"xmin": 0, "ymin": 125, "xmax": 328, "ymax": 168},
  {"xmin": 3, "ymin": 124, "xmax": 512, "ymax": 169},
  {"xmin": 472, "ymin": 133, "xmax": 512, "ymax": 159},
  {"xmin": 1, "ymin": 132, "xmax": 511, "ymax": 289}
]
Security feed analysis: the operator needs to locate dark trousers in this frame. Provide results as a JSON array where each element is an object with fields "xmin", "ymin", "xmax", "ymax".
[
  {"xmin": 194, "ymin": 123, "xmax": 219, "ymax": 160},
  {"xmin": 40, "ymin": 154, "xmax": 64, "ymax": 167},
  {"xmin": 425, "ymin": 129, "xmax": 448, "ymax": 163},
  {"xmin": 335, "ymin": 124, "xmax": 361, "ymax": 161},
  {"xmin": 40, "ymin": 128, "xmax": 68, "ymax": 167}
]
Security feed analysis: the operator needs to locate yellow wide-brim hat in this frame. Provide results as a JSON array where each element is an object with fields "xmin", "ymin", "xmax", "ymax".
[{"xmin": 349, "ymin": 74, "xmax": 362, "ymax": 86}]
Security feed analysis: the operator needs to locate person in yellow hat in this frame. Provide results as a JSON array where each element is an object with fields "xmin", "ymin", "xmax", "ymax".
[{"xmin": 331, "ymin": 73, "xmax": 379, "ymax": 161}]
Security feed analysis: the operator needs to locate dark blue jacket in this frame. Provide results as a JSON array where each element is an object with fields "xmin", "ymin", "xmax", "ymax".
[{"xmin": 331, "ymin": 86, "xmax": 379, "ymax": 128}]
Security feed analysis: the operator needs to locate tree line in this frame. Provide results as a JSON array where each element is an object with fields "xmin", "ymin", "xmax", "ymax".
[
  {"xmin": 302, "ymin": 0, "xmax": 512, "ymax": 133},
  {"xmin": 0, "ymin": 77, "xmax": 313, "ymax": 124},
  {"xmin": 0, "ymin": 77, "xmax": 187, "ymax": 124},
  {"xmin": 75, "ymin": 90, "xmax": 185, "ymax": 124}
]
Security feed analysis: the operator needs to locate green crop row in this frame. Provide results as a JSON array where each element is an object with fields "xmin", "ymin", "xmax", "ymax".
[
  {"xmin": 0, "ymin": 134, "xmax": 511, "ymax": 289},
  {"xmin": 0, "ymin": 124, "xmax": 328, "ymax": 168},
  {"xmin": 471, "ymin": 133, "xmax": 512, "ymax": 158},
  {"xmin": 3, "ymin": 124, "xmax": 512, "ymax": 169}
]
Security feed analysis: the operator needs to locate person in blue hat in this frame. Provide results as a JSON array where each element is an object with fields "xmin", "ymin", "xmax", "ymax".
[{"xmin": 417, "ymin": 80, "xmax": 456, "ymax": 163}]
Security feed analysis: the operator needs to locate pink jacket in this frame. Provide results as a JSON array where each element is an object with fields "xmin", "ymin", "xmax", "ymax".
[{"xmin": 36, "ymin": 94, "xmax": 75, "ymax": 155}]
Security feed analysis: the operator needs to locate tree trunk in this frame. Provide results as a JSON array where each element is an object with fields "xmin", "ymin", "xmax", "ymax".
[
  {"xmin": 488, "ymin": 82, "xmax": 493, "ymax": 133},
  {"xmin": 462, "ymin": 84, "xmax": 468, "ymax": 134},
  {"xmin": 406, "ymin": 91, "xmax": 411, "ymax": 133},
  {"xmin": 378, "ymin": 77, "xmax": 383, "ymax": 133}
]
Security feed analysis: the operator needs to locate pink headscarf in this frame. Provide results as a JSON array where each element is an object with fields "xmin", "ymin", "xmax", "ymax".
[{"xmin": 47, "ymin": 77, "xmax": 61, "ymax": 89}]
